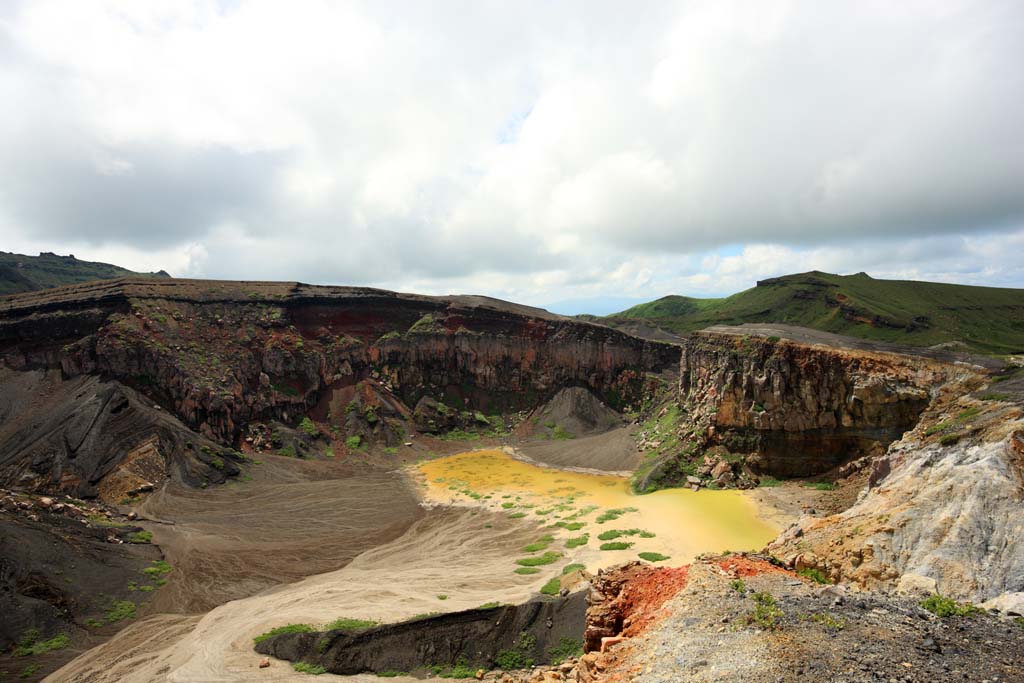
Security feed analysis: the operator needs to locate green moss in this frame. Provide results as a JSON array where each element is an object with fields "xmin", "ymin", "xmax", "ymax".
[
  {"xmin": 540, "ymin": 577, "xmax": 561, "ymax": 595},
  {"xmin": 345, "ymin": 435, "xmax": 362, "ymax": 449}
]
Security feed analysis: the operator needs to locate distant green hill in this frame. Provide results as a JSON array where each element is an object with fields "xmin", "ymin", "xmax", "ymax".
[
  {"xmin": 0, "ymin": 251, "xmax": 169, "ymax": 296},
  {"xmin": 608, "ymin": 271, "xmax": 1024, "ymax": 354}
]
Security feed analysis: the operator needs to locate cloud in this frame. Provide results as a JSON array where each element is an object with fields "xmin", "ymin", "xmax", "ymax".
[{"xmin": 0, "ymin": 0, "xmax": 1022, "ymax": 306}]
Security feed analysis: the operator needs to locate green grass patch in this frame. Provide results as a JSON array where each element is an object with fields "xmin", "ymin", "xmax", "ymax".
[
  {"xmin": 565, "ymin": 534, "xmax": 589, "ymax": 549},
  {"xmin": 540, "ymin": 577, "xmax": 561, "ymax": 595},
  {"xmin": 746, "ymin": 592, "xmax": 783, "ymax": 630},
  {"xmin": 758, "ymin": 477, "xmax": 783, "ymax": 488},
  {"xmin": 435, "ymin": 656, "xmax": 476, "ymax": 678},
  {"xmin": 324, "ymin": 617, "xmax": 379, "ymax": 632},
  {"xmin": 515, "ymin": 551, "xmax": 561, "ymax": 567},
  {"xmin": 293, "ymin": 662, "xmax": 326, "ymax": 675},
  {"xmin": 552, "ymin": 425, "xmax": 575, "ymax": 440},
  {"xmin": 919, "ymin": 594, "xmax": 983, "ymax": 618},
  {"xmin": 595, "ymin": 507, "xmax": 638, "ymax": 524},
  {"xmin": 253, "ymin": 623, "xmax": 315, "ymax": 645},
  {"xmin": 638, "ymin": 552, "xmax": 670, "ymax": 562},
  {"xmin": 345, "ymin": 435, "xmax": 362, "ymax": 449},
  {"xmin": 522, "ymin": 535, "xmax": 555, "ymax": 552},
  {"xmin": 436, "ymin": 594, "xmax": 448, "ymax": 600},
  {"xmin": 376, "ymin": 671, "xmax": 407, "ymax": 678},
  {"xmin": 802, "ymin": 482, "xmax": 836, "ymax": 491},
  {"xmin": 477, "ymin": 602, "xmax": 502, "ymax": 610},
  {"xmin": 507, "ymin": 512, "xmax": 527, "ymax": 519},
  {"xmin": 13, "ymin": 630, "xmax": 70, "ymax": 657},
  {"xmin": 562, "ymin": 563, "xmax": 585, "ymax": 575},
  {"xmin": 514, "ymin": 567, "xmax": 541, "ymax": 575},
  {"xmin": 548, "ymin": 637, "xmax": 583, "ymax": 665},
  {"xmin": 555, "ymin": 521, "xmax": 585, "ymax": 531},
  {"xmin": 104, "ymin": 600, "xmax": 136, "ymax": 624},
  {"xmin": 494, "ymin": 633, "xmax": 537, "ymax": 670},
  {"xmin": 127, "ymin": 530, "xmax": 153, "ymax": 544},
  {"xmin": 597, "ymin": 528, "xmax": 654, "ymax": 541},
  {"xmin": 730, "ymin": 578, "xmax": 746, "ymax": 592},
  {"xmin": 599, "ymin": 541, "xmax": 633, "ymax": 551},
  {"xmin": 143, "ymin": 560, "xmax": 173, "ymax": 577},
  {"xmin": 19, "ymin": 664, "xmax": 40, "ymax": 679},
  {"xmin": 796, "ymin": 567, "xmax": 832, "ymax": 584}
]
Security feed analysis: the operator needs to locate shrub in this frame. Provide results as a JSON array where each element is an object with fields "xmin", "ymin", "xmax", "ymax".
[
  {"xmin": 552, "ymin": 425, "xmax": 575, "ymax": 440},
  {"xmin": 638, "ymin": 552, "xmax": 670, "ymax": 562},
  {"xmin": 599, "ymin": 541, "xmax": 633, "ymax": 551},
  {"xmin": 730, "ymin": 578, "xmax": 746, "ymax": 592},
  {"xmin": 809, "ymin": 612, "xmax": 847, "ymax": 631},
  {"xmin": 796, "ymin": 567, "xmax": 832, "ymax": 584},
  {"xmin": 494, "ymin": 633, "xmax": 536, "ymax": 670},
  {"xmin": 293, "ymin": 662, "xmax": 326, "ymax": 675},
  {"xmin": 278, "ymin": 444, "xmax": 298, "ymax": 458},
  {"xmin": 540, "ymin": 577, "xmax": 561, "ymax": 595},
  {"xmin": 746, "ymin": 592, "xmax": 783, "ymax": 629},
  {"xmin": 919, "ymin": 594, "xmax": 983, "ymax": 618},
  {"xmin": 345, "ymin": 435, "xmax": 362, "ymax": 449},
  {"xmin": 300, "ymin": 417, "xmax": 319, "ymax": 437},
  {"xmin": 253, "ymin": 623, "xmax": 315, "ymax": 645}
]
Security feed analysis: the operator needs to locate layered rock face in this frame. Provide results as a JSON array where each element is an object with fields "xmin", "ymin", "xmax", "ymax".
[
  {"xmin": 0, "ymin": 279, "xmax": 678, "ymax": 486},
  {"xmin": 679, "ymin": 329, "xmax": 957, "ymax": 477}
]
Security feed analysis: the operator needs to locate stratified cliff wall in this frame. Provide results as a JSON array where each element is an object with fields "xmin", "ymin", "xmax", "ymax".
[
  {"xmin": 0, "ymin": 279, "xmax": 679, "ymax": 447},
  {"xmin": 637, "ymin": 327, "xmax": 979, "ymax": 490}
]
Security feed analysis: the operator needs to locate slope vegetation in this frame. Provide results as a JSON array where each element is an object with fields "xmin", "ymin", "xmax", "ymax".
[
  {"xmin": 0, "ymin": 251, "xmax": 168, "ymax": 295},
  {"xmin": 609, "ymin": 271, "xmax": 1024, "ymax": 354}
]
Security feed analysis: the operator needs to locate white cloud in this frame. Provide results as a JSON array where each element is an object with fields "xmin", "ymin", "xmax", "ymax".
[{"xmin": 0, "ymin": 0, "xmax": 1022, "ymax": 309}]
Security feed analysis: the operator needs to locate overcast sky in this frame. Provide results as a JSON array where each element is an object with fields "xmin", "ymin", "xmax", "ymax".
[{"xmin": 1, "ymin": 1, "xmax": 1023, "ymax": 313}]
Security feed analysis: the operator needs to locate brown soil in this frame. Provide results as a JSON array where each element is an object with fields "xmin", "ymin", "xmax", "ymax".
[{"xmin": 138, "ymin": 454, "xmax": 423, "ymax": 614}]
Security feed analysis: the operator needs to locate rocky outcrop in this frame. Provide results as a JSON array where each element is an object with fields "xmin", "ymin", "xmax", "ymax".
[
  {"xmin": 256, "ymin": 593, "xmax": 588, "ymax": 675},
  {"xmin": 681, "ymin": 330, "xmax": 958, "ymax": 476},
  {"xmin": 0, "ymin": 279, "xmax": 679, "ymax": 453},
  {"xmin": 0, "ymin": 368, "xmax": 240, "ymax": 498},
  {"xmin": 769, "ymin": 390, "xmax": 1024, "ymax": 602}
]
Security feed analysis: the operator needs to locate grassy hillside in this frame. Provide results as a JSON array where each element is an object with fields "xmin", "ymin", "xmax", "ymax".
[
  {"xmin": 609, "ymin": 271, "xmax": 1024, "ymax": 354},
  {"xmin": 0, "ymin": 251, "xmax": 168, "ymax": 295}
]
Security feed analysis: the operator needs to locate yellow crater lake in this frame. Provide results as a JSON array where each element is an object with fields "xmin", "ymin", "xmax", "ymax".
[{"xmin": 417, "ymin": 449, "xmax": 779, "ymax": 571}]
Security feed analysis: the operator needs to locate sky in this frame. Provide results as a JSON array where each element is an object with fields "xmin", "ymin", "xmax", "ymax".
[{"xmin": 1, "ymin": 1, "xmax": 1023, "ymax": 314}]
